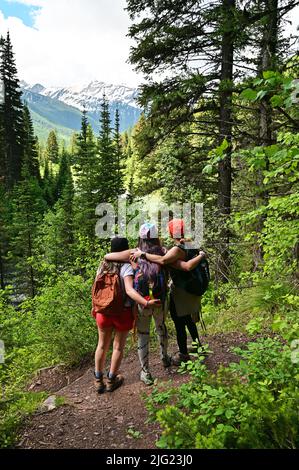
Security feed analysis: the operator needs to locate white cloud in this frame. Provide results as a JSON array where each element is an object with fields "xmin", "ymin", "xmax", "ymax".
[
  {"xmin": 0, "ymin": 0, "xmax": 143, "ymax": 87},
  {"xmin": 1, "ymin": 1, "xmax": 298, "ymax": 89},
  {"xmin": 6, "ymin": 0, "xmax": 45, "ymax": 5}
]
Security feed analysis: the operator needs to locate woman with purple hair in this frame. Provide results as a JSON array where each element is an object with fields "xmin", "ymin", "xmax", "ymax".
[{"xmin": 105, "ymin": 223, "xmax": 170, "ymax": 384}]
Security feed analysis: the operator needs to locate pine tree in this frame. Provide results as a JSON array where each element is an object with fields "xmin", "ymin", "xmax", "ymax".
[
  {"xmin": 58, "ymin": 168, "xmax": 75, "ymax": 250},
  {"xmin": 54, "ymin": 146, "xmax": 72, "ymax": 201},
  {"xmin": 0, "ymin": 36, "xmax": 6, "ymax": 186},
  {"xmin": 69, "ymin": 132, "xmax": 78, "ymax": 166},
  {"xmin": 42, "ymin": 158, "xmax": 56, "ymax": 207},
  {"xmin": 125, "ymin": 136, "xmax": 135, "ymax": 201},
  {"xmin": 38, "ymin": 167, "xmax": 75, "ymax": 275},
  {"xmin": 97, "ymin": 94, "xmax": 118, "ymax": 203},
  {"xmin": 46, "ymin": 130, "xmax": 59, "ymax": 164},
  {"xmin": 22, "ymin": 104, "xmax": 40, "ymax": 180},
  {"xmin": 10, "ymin": 166, "xmax": 46, "ymax": 297},
  {"xmin": 127, "ymin": 0, "xmax": 242, "ymax": 282},
  {"xmin": 113, "ymin": 108, "xmax": 124, "ymax": 195},
  {"xmin": 0, "ymin": 32, "xmax": 24, "ymax": 189},
  {"xmin": 74, "ymin": 109, "xmax": 98, "ymax": 241}
]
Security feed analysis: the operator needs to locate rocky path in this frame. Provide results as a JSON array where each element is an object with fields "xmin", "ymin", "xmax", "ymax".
[{"xmin": 17, "ymin": 333, "xmax": 249, "ymax": 449}]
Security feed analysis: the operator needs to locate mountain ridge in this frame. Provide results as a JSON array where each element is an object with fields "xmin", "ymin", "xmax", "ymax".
[{"xmin": 20, "ymin": 80, "xmax": 142, "ymax": 142}]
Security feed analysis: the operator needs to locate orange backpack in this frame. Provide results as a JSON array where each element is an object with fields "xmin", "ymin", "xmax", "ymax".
[{"xmin": 92, "ymin": 262, "xmax": 124, "ymax": 316}]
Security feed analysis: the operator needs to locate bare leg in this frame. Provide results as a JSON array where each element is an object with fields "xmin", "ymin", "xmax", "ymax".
[
  {"xmin": 109, "ymin": 330, "xmax": 129, "ymax": 376},
  {"xmin": 95, "ymin": 327, "xmax": 113, "ymax": 374}
]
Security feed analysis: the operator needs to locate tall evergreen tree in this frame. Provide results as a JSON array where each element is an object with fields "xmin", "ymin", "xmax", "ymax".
[
  {"xmin": 38, "ymin": 165, "xmax": 75, "ymax": 275},
  {"xmin": 22, "ymin": 104, "xmax": 40, "ymax": 180},
  {"xmin": 254, "ymin": 0, "xmax": 279, "ymax": 268},
  {"xmin": 0, "ymin": 36, "xmax": 6, "ymax": 185},
  {"xmin": 210, "ymin": 0, "xmax": 235, "ymax": 286},
  {"xmin": 97, "ymin": 94, "xmax": 119, "ymax": 203},
  {"xmin": 54, "ymin": 146, "xmax": 72, "ymax": 201},
  {"xmin": 126, "ymin": 0, "xmax": 243, "ymax": 282},
  {"xmin": 46, "ymin": 130, "xmax": 59, "ymax": 164},
  {"xmin": 0, "ymin": 32, "xmax": 24, "ymax": 189},
  {"xmin": 58, "ymin": 167, "xmax": 75, "ymax": 251},
  {"xmin": 74, "ymin": 109, "xmax": 98, "ymax": 241},
  {"xmin": 10, "ymin": 166, "xmax": 46, "ymax": 297},
  {"xmin": 42, "ymin": 158, "xmax": 56, "ymax": 207},
  {"xmin": 113, "ymin": 108, "xmax": 124, "ymax": 195}
]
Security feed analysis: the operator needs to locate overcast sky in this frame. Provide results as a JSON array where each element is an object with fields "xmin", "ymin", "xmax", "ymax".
[
  {"xmin": 0, "ymin": 0, "xmax": 298, "ymax": 89},
  {"xmin": 0, "ymin": 0, "xmax": 143, "ymax": 88}
]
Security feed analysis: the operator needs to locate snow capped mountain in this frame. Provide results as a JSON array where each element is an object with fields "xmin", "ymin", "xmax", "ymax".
[
  {"xmin": 21, "ymin": 80, "xmax": 140, "ymax": 113},
  {"xmin": 20, "ymin": 80, "xmax": 142, "ymax": 141}
]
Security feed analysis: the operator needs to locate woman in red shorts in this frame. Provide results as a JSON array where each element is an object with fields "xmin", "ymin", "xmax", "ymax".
[{"xmin": 93, "ymin": 237, "xmax": 160, "ymax": 394}]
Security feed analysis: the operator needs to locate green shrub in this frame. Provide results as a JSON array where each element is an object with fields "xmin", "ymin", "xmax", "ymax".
[
  {"xmin": 0, "ymin": 272, "xmax": 97, "ymax": 447},
  {"xmin": 145, "ymin": 338, "xmax": 299, "ymax": 449},
  {"xmin": 208, "ymin": 277, "xmax": 299, "ymax": 335},
  {"xmin": 31, "ymin": 272, "xmax": 96, "ymax": 365}
]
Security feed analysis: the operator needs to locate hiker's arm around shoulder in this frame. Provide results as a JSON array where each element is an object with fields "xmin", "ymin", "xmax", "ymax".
[
  {"xmin": 131, "ymin": 246, "xmax": 183, "ymax": 266},
  {"xmin": 123, "ymin": 276, "xmax": 161, "ymax": 308},
  {"xmin": 104, "ymin": 249, "xmax": 136, "ymax": 262},
  {"xmin": 173, "ymin": 251, "xmax": 206, "ymax": 272}
]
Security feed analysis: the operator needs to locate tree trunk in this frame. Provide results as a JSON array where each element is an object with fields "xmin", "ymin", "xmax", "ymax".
[
  {"xmin": 215, "ymin": 0, "xmax": 235, "ymax": 293},
  {"xmin": 253, "ymin": 0, "xmax": 278, "ymax": 270}
]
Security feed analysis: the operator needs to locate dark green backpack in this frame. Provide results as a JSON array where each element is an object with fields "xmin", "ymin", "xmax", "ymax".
[{"xmin": 170, "ymin": 245, "xmax": 210, "ymax": 296}]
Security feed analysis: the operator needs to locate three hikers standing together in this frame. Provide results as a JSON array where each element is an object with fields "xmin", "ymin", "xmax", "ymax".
[{"xmin": 92, "ymin": 219, "xmax": 209, "ymax": 393}]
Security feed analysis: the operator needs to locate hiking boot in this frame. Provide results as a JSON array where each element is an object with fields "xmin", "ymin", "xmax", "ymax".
[
  {"xmin": 172, "ymin": 352, "xmax": 190, "ymax": 366},
  {"xmin": 162, "ymin": 354, "xmax": 172, "ymax": 368},
  {"xmin": 140, "ymin": 370, "xmax": 154, "ymax": 386},
  {"xmin": 106, "ymin": 374, "xmax": 124, "ymax": 392},
  {"xmin": 94, "ymin": 374, "xmax": 106, "ymax": 394}
]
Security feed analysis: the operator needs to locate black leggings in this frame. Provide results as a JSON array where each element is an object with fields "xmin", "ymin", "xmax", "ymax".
[{"xmin": 169, "ymin": 294, "xmax": 200, "ymax": 355}]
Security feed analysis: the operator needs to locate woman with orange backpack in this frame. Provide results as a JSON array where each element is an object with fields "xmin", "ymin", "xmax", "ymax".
[{"xmin": 92, "ymin": 236, "xmax": 161, "ymax": 394}]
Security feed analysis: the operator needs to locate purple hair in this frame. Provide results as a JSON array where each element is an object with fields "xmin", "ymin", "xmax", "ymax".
[{"xmin": 138, "ymin": 243, "xmax": 165, "ymax": 283}]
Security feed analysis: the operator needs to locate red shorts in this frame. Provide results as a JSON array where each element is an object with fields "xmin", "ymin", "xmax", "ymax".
[{"xmin": 96, "ymin": 307, "xmax": 134, "ymax": 332}]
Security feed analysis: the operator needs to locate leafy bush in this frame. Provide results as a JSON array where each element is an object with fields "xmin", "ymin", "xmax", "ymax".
[
  {"xmin": 0, "ymin": 272, "xmax": 97, "ymax": 447},
  {"xmin": 145, "ymin": 338, "xmax": 299, "ymax": 449},
  {"xmin": 207, "ymin": 275, "xmax": 299, "ymax": 335},
  {"xmin": 31, "ymin": 272, "xmax": 96, "ymax": 365}
]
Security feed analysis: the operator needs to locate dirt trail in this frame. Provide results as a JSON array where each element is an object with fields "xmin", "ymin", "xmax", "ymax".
[{"xmin": 17, "ymin": 333, "xmax": 249, "ymax": 449}]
